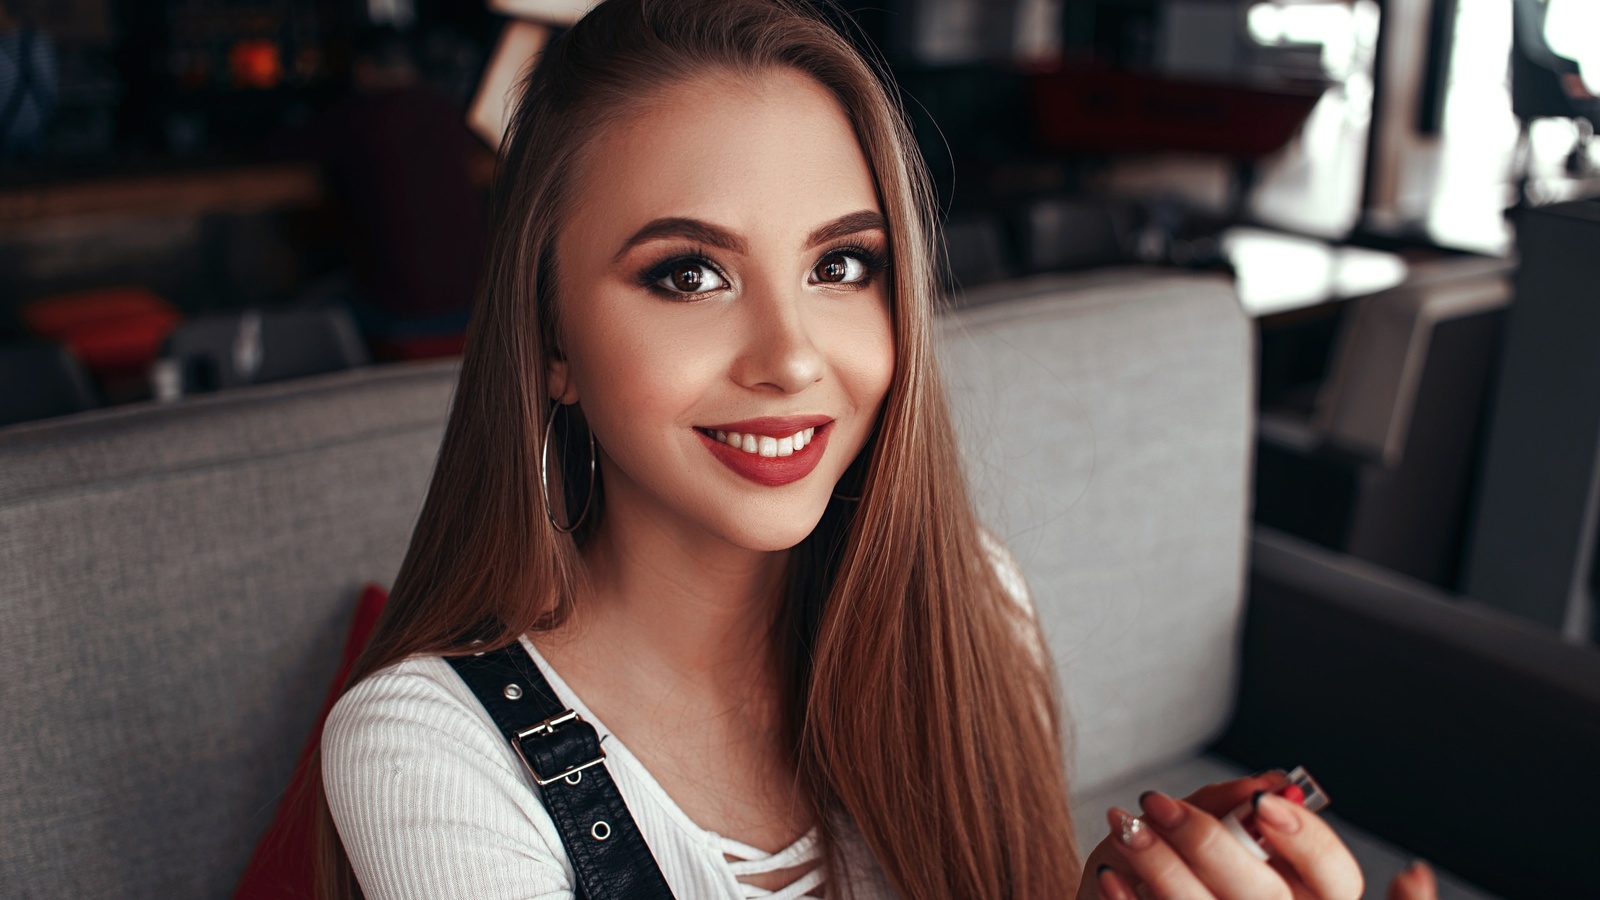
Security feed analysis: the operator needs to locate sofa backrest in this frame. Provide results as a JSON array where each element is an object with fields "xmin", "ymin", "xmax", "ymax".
[
  {"xmin": 0, "ymin": 268, "xmax": 1251, "ymax": 897},
  {"xmin": 0, "ymin": 363, "xmax": 455, "ymax": 898},
  {"xmin": 941, "ymin": 269, "xmax": 1252, "ymax": 795}
]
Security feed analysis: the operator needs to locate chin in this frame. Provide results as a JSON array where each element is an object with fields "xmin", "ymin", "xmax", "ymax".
[{"xmin": 706, "ymin": 496, "xmax": 832, "ymax": 552}]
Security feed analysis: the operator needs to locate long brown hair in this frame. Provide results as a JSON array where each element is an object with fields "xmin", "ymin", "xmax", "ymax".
[{"xmin": 314, "ymin": 1, "xmax": 1081, "ymax": 896}]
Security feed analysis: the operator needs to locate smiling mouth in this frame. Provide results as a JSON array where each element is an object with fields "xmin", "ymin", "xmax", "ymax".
[
  {"xmin": 693, "ymin": 426, "xmax": 816, "ymax": 457},
  {"xmin": 691, "ymin": 420, "xmax": 834, "ymax": 487}
]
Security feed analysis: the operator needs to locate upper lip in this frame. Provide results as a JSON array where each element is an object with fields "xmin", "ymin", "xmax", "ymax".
[{"xmin": 697, "ymin": 415, "xmax": 833, "ymax": 436}]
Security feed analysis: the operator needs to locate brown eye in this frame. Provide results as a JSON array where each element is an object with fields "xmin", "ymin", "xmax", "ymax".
[
  {"xmin": 670, "ymin": 263, "xmax": 703, "ymax": 291},
  {"xmin": 813, "ymin": 251, "xmax": 867, "ymax": 285},
  {"xmin": 652, "ymin": 260, "xmax": 725, "ymax": 295}
]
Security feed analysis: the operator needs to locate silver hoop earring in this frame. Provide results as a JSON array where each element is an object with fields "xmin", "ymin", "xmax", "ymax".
[{"xmin": 540, "ymin": 403, "xmax": 596, "ymax": 533}]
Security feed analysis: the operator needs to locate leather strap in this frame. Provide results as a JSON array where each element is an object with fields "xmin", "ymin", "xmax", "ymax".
[{"xmin": 446, "ymin": 642, "xmax": 676, "ymax": 900}]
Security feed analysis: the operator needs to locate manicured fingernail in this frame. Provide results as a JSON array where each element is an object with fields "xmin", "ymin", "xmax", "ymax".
[
  {"xmin": 1250, "ymin": 767, "xmax": 1288, "ymax": 779},
  {"xmin": 1406, "ymin": 858, "xmax": 1430, "ymax": 873},
  {"xmin": 1253, "ymin": 790, "xmax": 1300, "ymax": 833},
  {"xmin": 1108, "ymin": 807, "xmax": 1154, "ymax": 850},
  {"xmin": 1137, "ymin": 790, "xmax": 1186, "ymax": 828},
  {"xmin": 1096, "ymin": 863, "xmax": 1132, "ymax": 900}
]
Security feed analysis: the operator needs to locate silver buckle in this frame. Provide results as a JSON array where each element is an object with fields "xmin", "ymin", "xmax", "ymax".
[{"xmin": 514, "ymin": 709, "xmax": 607, "ymax": 786}]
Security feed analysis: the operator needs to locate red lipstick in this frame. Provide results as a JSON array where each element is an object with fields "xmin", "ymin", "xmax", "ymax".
[
  {"xmin": 1219, "ymin": 765, "xmax": 1329, "ymax": 860},
  {"xmin": 694, "ymin": 417, "xmax": 833, "ymax": 487}
]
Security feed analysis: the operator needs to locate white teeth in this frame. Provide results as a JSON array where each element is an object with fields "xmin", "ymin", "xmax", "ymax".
[{"xmin": 709, "ymin": 425, "xmax": 823, "ymax": 455}]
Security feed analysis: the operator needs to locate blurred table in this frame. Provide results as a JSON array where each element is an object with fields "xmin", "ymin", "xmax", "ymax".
[
  {"xmin": 0, "ymin": 162, "xmax": 322, "ymax": 235},
  {"xmin": 1222, "ymin": 227, "xmax": 1410, "ymax": 318}
]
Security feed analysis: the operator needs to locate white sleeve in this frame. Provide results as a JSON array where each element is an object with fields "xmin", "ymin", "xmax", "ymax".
[
  {"xmin": 978, "ymin": 526, "xmax": 1048, "ymax": 668},
  {"xmin": 321, "ymin": 657, "xmax": 576, "ymax": 900}
]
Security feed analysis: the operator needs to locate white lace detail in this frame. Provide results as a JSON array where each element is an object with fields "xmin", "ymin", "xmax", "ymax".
[{"xmin": 720, "ymin": 827, "xmax": 825, "ymax": 899}]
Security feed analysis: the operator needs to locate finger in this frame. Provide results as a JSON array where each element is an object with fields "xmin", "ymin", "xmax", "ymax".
[
  {"xmin": 1267, "ymin": 857, "xmax": 1321, "ymax": 900},
  {"xmin": 1107, "ymin": 806, "xmax": 1220, "ymax": 900},
  {"xmin": 1252, "ymin": 790, "xmax": 1365, "ymax": 900},
  {"xmin": 1183, "ymin": 770, "xmax": 1290, "ymax": 818},
  {"xmin": 1386, "ymin": 860, "xmax": 1438, "ymax": 900},
  {"xmin": 1136, "ymin": 791, "xmax": 1289, "ymax": 900},
  {"xmin": 1095, "ymin": 863, "xmax": 1139, "ymax": 900}
]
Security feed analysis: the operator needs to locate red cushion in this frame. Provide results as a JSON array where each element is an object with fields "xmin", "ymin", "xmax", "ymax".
[
  {"xmin": 22, "ymin": 287, "xmax": 174, "ymax": 334},
  {"xmin": 233, "ymin": 583, "xmax": 388, "ymax": 899},
  {"xmin": 22, "ymin": 288, "xmax": 182, "ymax": 373}
]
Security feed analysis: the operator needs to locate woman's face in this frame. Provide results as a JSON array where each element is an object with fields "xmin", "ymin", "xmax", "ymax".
[{"xmin": 549, "ymin": 67, "xmax": 895, "ymax": 553}]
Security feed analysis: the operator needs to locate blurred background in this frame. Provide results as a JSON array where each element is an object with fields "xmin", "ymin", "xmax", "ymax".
[
  {"xmin": 6, "ymin": 0, "xmax": 1597, "ymax": 641},
  {"xmin": 2, "ymin": 1, "xmax": 1599, "ymax": 896},
  {"xmin": 6, "ymin": 0, "xmax": 1593, "ymax": 643},
  {"xmin": 9, "ymin": 0, "xmax": 1600, "ymax": 634}
]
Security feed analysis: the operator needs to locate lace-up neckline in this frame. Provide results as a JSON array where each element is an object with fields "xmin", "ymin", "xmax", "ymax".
[{"xmin": 721, "ymin": 829, "xmax": 824, "ymax": 898}]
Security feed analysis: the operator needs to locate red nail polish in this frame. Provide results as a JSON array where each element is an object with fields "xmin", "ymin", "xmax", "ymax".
[{"xmin": 1218, "ymin": 765, "xmax": 1330, "ymax": 860}]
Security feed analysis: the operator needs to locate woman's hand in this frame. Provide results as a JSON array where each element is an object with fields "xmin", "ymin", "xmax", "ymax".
[{"xmin": 1074, "ymin": 772, "xmax": 1439, "ymax": 900}]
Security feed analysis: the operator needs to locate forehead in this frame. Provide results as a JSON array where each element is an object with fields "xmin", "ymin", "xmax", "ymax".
[{"xmin": 562, "ymin": 67, "xmax": 882, "ymax": 252}]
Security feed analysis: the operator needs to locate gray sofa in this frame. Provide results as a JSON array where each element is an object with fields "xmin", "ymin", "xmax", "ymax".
[{"xmin": 1, "ymin": 269, "xmax": 1506, "ymax": 897}]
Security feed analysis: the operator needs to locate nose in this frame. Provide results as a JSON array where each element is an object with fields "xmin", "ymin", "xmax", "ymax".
[{"xmin": 730, "ymin": 286, "xmax": 825, "ymax": 394}]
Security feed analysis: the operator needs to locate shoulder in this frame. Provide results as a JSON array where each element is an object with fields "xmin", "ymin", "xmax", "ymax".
[
  {"xmin": 323, "ymin": 654, "xmax": 506, "ymax": 777},
  {"xmin": 978, "ymin": 526, "xmax": 1034, "ymax": 617},
  {"xmin": 322, "ymin": 654, "xmax": 575, "ymax": 899},
  {"xmin": 976, "ymin": 526, "xmax": 1049, "ymax": 668}
]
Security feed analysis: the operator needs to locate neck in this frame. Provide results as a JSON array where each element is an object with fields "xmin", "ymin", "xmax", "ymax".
[{"xmin": 572, "ymin": 470, "xmax": 789, "ymax": 701}]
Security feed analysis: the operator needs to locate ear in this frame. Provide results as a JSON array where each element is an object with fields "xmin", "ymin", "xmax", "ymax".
[{"xmin": 546, "ymin": 355, "xmax": 579, "ymax": 405}]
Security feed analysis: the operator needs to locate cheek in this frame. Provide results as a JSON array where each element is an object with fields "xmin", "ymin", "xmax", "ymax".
[
  {"xmin": 832, "ymin": 295, "xmax": 896, "ymax": 413},
  {"xmin": 564, "ymin": 292, "xmax": 717, "ymax": 427}
]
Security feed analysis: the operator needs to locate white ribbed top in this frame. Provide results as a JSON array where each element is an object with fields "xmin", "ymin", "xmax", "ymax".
[{"xmin": 322, "ymin": 636, "xmax": 899, "ymax": 900}]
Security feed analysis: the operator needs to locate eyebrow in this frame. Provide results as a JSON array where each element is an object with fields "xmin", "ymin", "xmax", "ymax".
[{"xmin": 611, "ymin": 209, "xmax": 888, "ymax": 262}]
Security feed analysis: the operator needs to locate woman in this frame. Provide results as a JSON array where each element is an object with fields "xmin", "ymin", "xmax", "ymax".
[{"xmin": 316, "ymin": 1, "xmax": 1439, "ymax": 898}]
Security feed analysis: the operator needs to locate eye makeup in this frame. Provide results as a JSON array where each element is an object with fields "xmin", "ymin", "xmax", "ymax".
[
  {"xmin": 811, "ymin": 242, "xmax": 892, "ymax": 286},
  {"xmin": 635, "ymin": 244, "xmax": 727, "ymax": 297},
  {"xmin": 633, "ymin": 241, "xmax": 891, "ymax": 299}
]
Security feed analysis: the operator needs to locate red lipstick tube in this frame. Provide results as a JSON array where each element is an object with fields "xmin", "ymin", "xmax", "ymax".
[{"xmin": 1219, "ymin": 766, "xmax": 1330, "ymax": 861}]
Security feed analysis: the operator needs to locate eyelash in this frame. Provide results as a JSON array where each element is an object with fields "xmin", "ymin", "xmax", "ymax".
[{"xmin": 635, "ymin": 242, "xmax": 892, "ymax": 299}]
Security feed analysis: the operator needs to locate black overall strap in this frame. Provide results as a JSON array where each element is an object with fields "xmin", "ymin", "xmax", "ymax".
[{"xmin": 446, "ymin": 642, "xmax": 676, "ymax": 900}]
